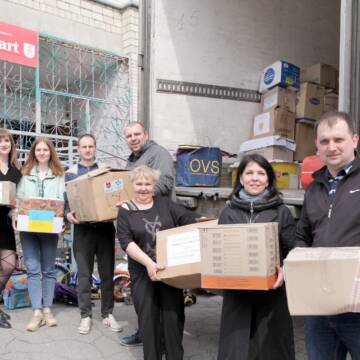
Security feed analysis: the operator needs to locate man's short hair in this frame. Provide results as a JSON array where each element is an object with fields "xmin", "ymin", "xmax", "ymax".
[
  {"xmin": 124, "ymin": 121, "xmax": 147, "ymax": 133},
  {"xmin": 315, "ymin": 111, "xmax": 355, "ymax": 136},
  {"xmin": 78, "ymin": 133, "xmax": 97, "ymax": 146}
]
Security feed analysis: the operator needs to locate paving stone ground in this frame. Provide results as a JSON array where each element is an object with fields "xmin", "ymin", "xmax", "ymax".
[{"xmin": 0, "ymin": 294, "xmax": 307, "ymax": 360}]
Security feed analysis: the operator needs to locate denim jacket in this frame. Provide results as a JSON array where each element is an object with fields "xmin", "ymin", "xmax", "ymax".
[{"xmin": 16, "ymin": 167, "xmax": 65, "ymax": 200}]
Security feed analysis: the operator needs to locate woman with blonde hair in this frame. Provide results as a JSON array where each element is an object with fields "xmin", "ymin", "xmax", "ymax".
[
  {"xmin": 117, "ymin": 165, "xmax": 200, "ymax": 360},
  {"xmin": 13, "ymin": 137, "xmax": 65, "ymax": 331},
  {"xmin": 0, "ymin": 128, "xmax": 21, "ymax": 328}
]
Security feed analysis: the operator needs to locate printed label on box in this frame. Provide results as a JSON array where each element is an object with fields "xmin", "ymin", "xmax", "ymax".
[
  {"xmin": 104, "ymin": 179, "xmax": 123, "ymax": 193},
  {"xmin": 263, "ymin": 93, "xmax": 278, "ymax": 111},
  {"xmin": 254, "ymin": 112, "xmax": 271, "ymax": 137},
  {"xmin": 166, "ymin": 230, "xmax": 200, "ymax": 266}
]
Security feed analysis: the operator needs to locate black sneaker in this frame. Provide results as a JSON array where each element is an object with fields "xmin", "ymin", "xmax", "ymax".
[{"xmin": 119, "ymin": 330, "xmax": 143, "ymax": 347}]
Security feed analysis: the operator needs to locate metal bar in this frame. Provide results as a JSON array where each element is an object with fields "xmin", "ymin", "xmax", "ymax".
[
  {"xmin": 40, "ymin": 88, "xmax": 109, "ymax": 103},
  {"xmin": 156, "ymin": 79, "xmax": 261, "ymax": 103},
  {"xmin": 9, "ymin": 129, "xmax": 78, "ymax": 141},
  {"xmin": 35, "ymin": 33, "xmax": 41, "ymax": 134}
]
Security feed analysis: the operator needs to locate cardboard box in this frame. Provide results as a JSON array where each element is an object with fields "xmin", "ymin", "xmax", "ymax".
[
  {"xmin": 271, "ymin": 162, "xmax": 300, "ymax": 189},
  {"xmin": 284, "ymin": 247, "xmax": 360, "ymax": 315},
  {"xmin": 252, "ymin": 108, "xmax": 295, "ymax": 140},
  {"xmin": 301, "ymin": 63, "xmax": 338, "ymax": 90},
  {"xmin": 294, "ymin": 122, "xmax": 316, "ymax": 161},
  {"xmin": 17, "ymin": 197, "xmax": 64, "ymax": 233},
  {"xmin": 296, "ymin": 82, "xmax": 325, "ymax": 121},
  {"xmin": 66, "ymin": 167, "xmax": 134, "ymax": 222},
  {"xmin": 0, "ymin": 181, "xmax": 16, "ymax": 207},
  {"xmin": 261, "ymin": 86, "xmax": 297, "ymax": 113},
  {"xmin": 324, "ymin": 92, "xmax": 338, "ymax": 113},
  {"xmin": 240, "ymin": 136, "xmax": 296, "ymax": 162},
  {"xmin": 157, "ymin": 222, "xmax": 279, "ymax": 290},
  {"xmin": 259, "ymin": 60, "xmax": 300, "ymax": 93}
]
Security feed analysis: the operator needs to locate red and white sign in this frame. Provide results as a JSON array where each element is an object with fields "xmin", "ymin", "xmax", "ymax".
[{"xmin": 0, "ymin": 22, "xmax": 38, "ymax": 68}]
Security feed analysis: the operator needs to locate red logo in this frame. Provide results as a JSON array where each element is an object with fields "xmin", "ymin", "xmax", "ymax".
[{"xmin": 0, "ymin": 22, "xmax": 38, "ymax": 68}]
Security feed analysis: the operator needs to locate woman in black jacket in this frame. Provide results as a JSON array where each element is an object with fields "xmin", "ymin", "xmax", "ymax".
[
  {"xmin": 217, "ymin": 154, "xmax": 295, "ymax": 360},
  {"xmin": 0, "ymin": 128, "xmax": 21, "ymax": 328}
]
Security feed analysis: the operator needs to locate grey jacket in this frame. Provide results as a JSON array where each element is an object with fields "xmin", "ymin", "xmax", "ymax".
[{"xmin": 127, "ymin": 140, "xmax": 174, "ymax": 197}]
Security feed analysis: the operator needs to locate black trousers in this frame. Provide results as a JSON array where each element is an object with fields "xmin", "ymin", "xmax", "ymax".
[
  {"xmin": 73, "ymin": 222, "xmax": 115, "ymax": 318},
  {"xmin": 131, "ymin": 271, "xmax": 185, "ymax": 360},
  {"xmin": 218, "ymin": 286, "xmax": 295, "ymax": 360}
]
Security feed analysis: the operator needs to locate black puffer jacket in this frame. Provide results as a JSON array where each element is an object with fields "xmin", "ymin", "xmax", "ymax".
[
  {"xmin": 296, "ymin": 155, "xmax": 360, "ymax": 248},
  {"xmin": 219, "ymin": 194, "xmax": 296, "ymax": 264}
]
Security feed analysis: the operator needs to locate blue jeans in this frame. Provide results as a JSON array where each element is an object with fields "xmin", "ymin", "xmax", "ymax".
[
  {"xmin": 20, "ymin": 232, "xmax": 58, "ymax": 310},
  {"xmin": 305, "ymin": 314, "xmax": 360, "ymax": 360}
]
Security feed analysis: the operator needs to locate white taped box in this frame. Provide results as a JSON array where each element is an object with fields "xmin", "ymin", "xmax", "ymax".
[
  {"xmin": 0, "ymin": 181, "xmax": 16, "ymax": 207},
  {"xmin": 284, "ymin": 247, "xmax": 360, "ymax": 315},
  {"xmin": 240, "ymin": 136, "xmax": 296, "ymax": 153}
]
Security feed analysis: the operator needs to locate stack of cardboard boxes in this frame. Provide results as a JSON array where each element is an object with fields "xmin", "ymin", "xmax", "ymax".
[
  {"xmin": 295, "ymin": 63, "xmax": 338, "ymax": 160},
  {"xmin": 240, "ymin": 60, "xmax": 300, "ymax": 189},
  {"xmin": 239, "ymin": 61, "xmax": 338, "ymax": 190}
]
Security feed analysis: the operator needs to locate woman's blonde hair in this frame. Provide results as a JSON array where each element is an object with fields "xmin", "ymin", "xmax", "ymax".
[
  {"xmin": 130, "ymin": 165, "xmax": 160, "ymax": 183},
  {"xmin": 22, "ymin": 137, "xmax": 64, "ymax": 176},
  {"xmin": 0, "ymin": 128, "xmax": 20, "ymax": 170}
]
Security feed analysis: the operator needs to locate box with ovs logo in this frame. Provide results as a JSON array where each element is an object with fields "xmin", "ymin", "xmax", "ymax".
[
  {"xmin": 157, "ymin": 222, "xmax": 279, "ymax": 290},
  {"xmin": 65, "ymin": 167, "xmax": 134, "ymax": 222}
]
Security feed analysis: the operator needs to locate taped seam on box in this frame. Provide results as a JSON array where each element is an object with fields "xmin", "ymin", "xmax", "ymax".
[{"xmin": 350, "ymin": 255, "xmax": 360, "ymax": 312}]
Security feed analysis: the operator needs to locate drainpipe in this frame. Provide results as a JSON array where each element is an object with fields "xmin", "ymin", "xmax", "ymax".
[{"xmin": 92, "ymin": 0, "xmax": 139, "ymax": 10}]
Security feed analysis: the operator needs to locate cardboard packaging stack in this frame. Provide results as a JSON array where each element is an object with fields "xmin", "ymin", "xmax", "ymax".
[
  {"xmin": 66, "ymin": 167, "xmax": 133, "ymax": 222},
  {"xmin": 242, "ymin": 61, "xmax": 299, "ymax": 166},
  {"xmin": 157, "ymin": 221, "xmax": 279, "ymax": 291},
  {"xmin": 0, "ymin": 181, "xmax": 16, "ymax": 207},
  {"xmin": 284, "ymin": 247, "xmax": 360, "ymax": 315},
  {"xmin": 16, "ymin": 197, "xmax": 64, "ymax": 234},
  {"xmin": 295, "ymin": 63, "xmax": 338, "ymax": 161}
]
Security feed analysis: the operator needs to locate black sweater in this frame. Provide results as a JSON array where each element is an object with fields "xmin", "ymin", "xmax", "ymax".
[{"xmin": 117, "ymin": 196, "xmax": 198, "ymax": 273}]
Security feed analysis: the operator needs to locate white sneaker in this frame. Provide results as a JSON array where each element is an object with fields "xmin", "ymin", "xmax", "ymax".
[
  {"xmin": 102, "ymin": 314, "xmax": 123, "ymax": 332},
  {"xmin": 78, "ymin": 317, "xmax": 92, "ymax": 335}
]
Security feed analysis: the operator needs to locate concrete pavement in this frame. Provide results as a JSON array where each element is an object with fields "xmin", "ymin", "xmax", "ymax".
[{"xmin": 0, "ymin": 294, "xmax": 307, "ymax": 360}]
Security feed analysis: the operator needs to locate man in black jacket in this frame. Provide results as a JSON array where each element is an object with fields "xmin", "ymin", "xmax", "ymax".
[{"xmin": 296, "ymin": 111, "xmax": 360, "ymax": 360}]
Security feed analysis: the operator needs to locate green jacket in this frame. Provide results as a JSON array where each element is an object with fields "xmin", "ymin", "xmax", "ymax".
[{"xmin": 16, "ymin": 167, "xmax": 65, "ymax": 200}]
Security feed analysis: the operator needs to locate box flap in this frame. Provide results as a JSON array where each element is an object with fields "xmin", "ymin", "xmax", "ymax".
[
  {"xmin": 67, "ymin": 167, "xmax": 127, "ymax": 182},
  {"xmin": 240, "ymin": 136, "xmax": 296, "ymax": 153}
]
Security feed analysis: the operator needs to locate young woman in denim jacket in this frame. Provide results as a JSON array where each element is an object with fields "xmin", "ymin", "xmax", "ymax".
[{"xmin": 13, "ymin": 137, "xmax": 65, "ymax": 331}]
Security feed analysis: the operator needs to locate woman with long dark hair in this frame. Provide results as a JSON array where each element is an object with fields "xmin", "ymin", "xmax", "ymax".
[
  {"xmin": 217, "ymin": 154, "xmax": 295, "ymax": 360},
  {"xmin": 0, "ymin": 128, "xmax": 21, "ymax": 329},
  {"xmin": 13, "ymin": 137, "xmax": 64, "ymax": 332}
]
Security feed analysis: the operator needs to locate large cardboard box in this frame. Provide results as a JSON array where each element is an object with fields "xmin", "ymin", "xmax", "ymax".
[
  {"xmin": 296, "ymin": 82, "xmax": 325, "ymax": 121},
  {"xmin": 252, "ymin": 108, "xmax": 295, "ymax": 140},
  {"xmin": 0, "ymin": 181, "xmax": 16, "ymax": 207},
  {"xmin": 259, "ymin": 60, "xmax": 300, "ymax": 93},
  {"xmin": 284, "ymin": 247, "xmax": 360, "ymax": 315},
  {"xmin": 261, "ymin": 86, "xmax": 297, "ymax": 113},
  {"xmin": 324, "ymin": 92, "xmax": 338, "ymax": 113},
  {"xmin": 66, "ymin": 167, "xmax": 134, "ymax": 222},
  {"xmin": 157, "ymin": 222, "xmax": 279, "ymax": 290},
  {"xmin": 17, "ymin": 197, "xmax": 64, "ymax": 233},
  {"xmin": 301, "ymin": 63, "xmax": 338, "ymax": 90},
  {"xmin": 294, "ymin": 122, "xmax": 316, "ymax": 161},
  {"xmin": 240, "ymin": 136, "xmax": 296, "ymax": 162}
]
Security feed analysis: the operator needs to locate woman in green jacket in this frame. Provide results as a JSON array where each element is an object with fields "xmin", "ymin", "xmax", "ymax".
[{"xmin": 13, "ymin": 137, "xmax": 64, "ymax": 332}]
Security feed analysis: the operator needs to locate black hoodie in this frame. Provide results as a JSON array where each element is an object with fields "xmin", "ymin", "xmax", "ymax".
[{"xmin": 219, "ymin": 193, "xmax": 296, "ymax": 264}]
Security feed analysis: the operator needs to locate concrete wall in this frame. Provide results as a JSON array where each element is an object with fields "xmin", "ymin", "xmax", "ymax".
[
  {"xmin": 0, "ymin": 0, "xmax": 138, "ymax": 121},
  {"xmin": 149, "ymin": 0, "xmax": 340, "ymax": 153}
]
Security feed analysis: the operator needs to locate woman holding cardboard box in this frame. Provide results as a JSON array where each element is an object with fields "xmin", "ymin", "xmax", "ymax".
[
  {"xmin": 117, "ymin": 165, "xmax": 199, "ymax": 360},
  {"xmin": 12, "ymin": 137, "xmax": 65, "ymax": 332},
  {"xmin": 0, "ymin": 128, "xmax": 22, "ymax": 329},
  {"xmin": 217, "ymin": 154, "xmax": 295, "ymax": 360}
]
